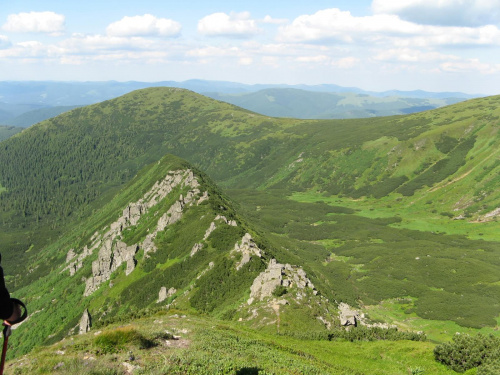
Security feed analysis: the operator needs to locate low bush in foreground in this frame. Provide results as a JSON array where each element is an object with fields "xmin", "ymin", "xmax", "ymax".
[{"xmin": 93, "ymin": 327, "xmax": 156, "ymax": 354}]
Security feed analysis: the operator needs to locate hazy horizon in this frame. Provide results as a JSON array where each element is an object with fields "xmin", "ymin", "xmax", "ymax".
[{"xmin": 1, "ymin": 0, "xmax": 500, "ymax": 95}]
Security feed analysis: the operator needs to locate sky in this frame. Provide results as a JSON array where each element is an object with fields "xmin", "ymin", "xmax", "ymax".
[{"xmin": 1, "ymin": 0, "xmax": 500, "ymax": 95}]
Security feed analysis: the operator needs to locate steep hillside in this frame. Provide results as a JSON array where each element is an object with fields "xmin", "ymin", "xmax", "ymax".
[
  {"xmin": 1, "ymin": 88, "xmax": 499, "ymax": 362},
  {"xmin": 9, "ymin": 154, "xmax": 346, "ymax": 359},
  {"xmin": 7, "ymin": 314, "xmax": 450, "ymax": 375},
  {"xmin": 1, "ymin": 88, "xmax": 498, "ymax": 240}
]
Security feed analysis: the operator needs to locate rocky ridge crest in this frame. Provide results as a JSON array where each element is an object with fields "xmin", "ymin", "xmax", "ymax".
[
  {"xmin": 63, "ymin": 169, "xmax": 208, "ymax": 296},
  {"xmin": 248, "ymin": 258, "xmax": 317, "ymax": 304}
]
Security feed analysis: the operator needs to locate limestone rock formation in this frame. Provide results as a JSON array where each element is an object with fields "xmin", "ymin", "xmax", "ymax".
[
  {"xmin": 190, "ymin": 243, "xmax": 203, "ymax": 257},
  {"xmin": 215, "ymin": 214, "xmax": 237, "ymax": 227},
  {"xmin": 66, "ymin": 249, "xmax": 76, "ymax": 263},
  {"xmin": 248, "ymin": 259, "xmax": 316, "ymax": 304},
  {"xmin": 203, "ymin": 221, "xmax": 217, "ymax": 240},
  {"xmin": 189, "ymin": 215, "xmax": 238, "ymax": 258},
  {"xmin": 476, "ymin": 206, "xmax": 500, "ymax": 222},
  {"xmin": 64, "ymin": 244, "xmax": 96, "ymax": 276},
  {"xmin": 232, "ymin": 233, "xmax": 262, "ymax": 270},
  {"xmin": 74, "ymin": 169, "xmax": 208, "ymax": 296},
  {"xmin": 79, "ymin": 309, "xmax": 92, "ymax": 334},
  {"xmin": 338, "ymin": 302, "xmax": 359, "ymax": 327},
  {"xmin": 157, "ymin": 287, "xmax": 177, "ymax": 303}
]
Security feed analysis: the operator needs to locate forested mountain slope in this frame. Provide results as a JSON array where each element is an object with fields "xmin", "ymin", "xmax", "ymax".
[
  {"xmin": 0, "ymin": 88, "xmax": 498, "ymax": 280},
  {"xmin": 0, "ymin": 88, "xmax": 499, "ymax": 361},
  {"xmin": 7, "ymin": 154, "xmax": 350, "ymax": 360}
]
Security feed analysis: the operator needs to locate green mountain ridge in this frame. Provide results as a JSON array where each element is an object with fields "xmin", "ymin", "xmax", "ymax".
[
  {"xmin": 1, "ymin": 88, "xmax": 498, "ymax": 232},
  {"xmin": 0, "ymin": 81, "xmax": 473, "ymax": 130},
  {"xmin": 8, "ymin": 154, "xmax": 361, "ymax": 360},
  {"xmin": 206, "ymin": 88, "xmax": 464, "ymax": 119},
  {"xmin": 0, "ymin": 87, "xmax": 499, "ymax": 373}
]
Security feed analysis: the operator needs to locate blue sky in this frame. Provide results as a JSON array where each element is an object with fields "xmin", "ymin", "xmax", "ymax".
[{"xmin": 1, "ymin": 0, "xmax": 500, "ymax": 94}]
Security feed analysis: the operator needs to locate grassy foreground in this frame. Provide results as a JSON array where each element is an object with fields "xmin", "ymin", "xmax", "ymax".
[{"xmin": 6, "ymin": 311, "xmax": 463, "ymax": 375}]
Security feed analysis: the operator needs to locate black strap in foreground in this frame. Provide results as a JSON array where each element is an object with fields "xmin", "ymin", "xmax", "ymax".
[
  {"xmin": 0, "ymin": 299, "xmax": 25, "ymax": 375},
  {"xmin": 8, "ymin": 299, "xmax": 27, "ymax": 325}
]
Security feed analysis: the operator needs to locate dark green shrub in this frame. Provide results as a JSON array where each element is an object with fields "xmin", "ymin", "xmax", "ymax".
[
  {"xmin": 328, "ymin": 326, "xmax": 425, "ymax": 342},
  {"xmin": 434, "ymin": 333, "xmax": 500, "ymax": 372},
  {"xmin": 479, "ymin": 360, "xmax": 500, "ymax": 375},
  {"xmin": 93, "ymin": 327, "xmax": 155, "ymax": 354},
  {"xmin": 272, "ymin": 285, "xmax": 288, "ymax": 297},
  {"xmin": 440, "ymin": 212, "xmax": 454, "ymax": 218}
]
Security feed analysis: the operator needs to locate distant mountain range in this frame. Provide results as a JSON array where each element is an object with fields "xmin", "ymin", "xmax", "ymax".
[
  {"xmin": 205, "ymin": 88, "xmax": 466, "ymax": 119},
  {"xmin": 0, "ymin": 80, "xmax": 481, "ymax": 127}
]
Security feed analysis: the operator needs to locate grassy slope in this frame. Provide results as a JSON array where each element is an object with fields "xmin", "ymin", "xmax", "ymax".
[
  {"xmin": 1, "ymin": 89, "xmax": 497, "ymax": 241},
  {"xmin": 227, "ymin": 188, "xmax": 500, "ymax": 338},
  {"xmin": 0, "ymin": 88, "xmax": 499, "ymax": 366},
  {"xmin": 8, "ymin": 153, "xmax": 266, "ymax": 356},
  {"xmin": 11, "ymin": 154, "xmax": 341, "ymax": 360},
  {"xmin": 7, "ymin": 313, "xmax": 460, "ymax": 375}
]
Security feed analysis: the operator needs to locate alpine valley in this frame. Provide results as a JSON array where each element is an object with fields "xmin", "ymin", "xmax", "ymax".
[{"xmin": 1, "ymin": 87, "xmax": 499, "ymax": 374}]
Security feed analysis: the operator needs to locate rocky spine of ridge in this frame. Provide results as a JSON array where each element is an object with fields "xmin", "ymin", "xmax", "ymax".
[
  {"xmin": 247, "ymin": 258, "xmax": 317, "ymax": 305},
  {"xmin": 189, "ymin": 214, "xmax": 238, "ymax": 257},
  {"xmin": 231, "ymin": 233, "xmax": 263, "ymax": 270},
  {"xmin": 63, "ymin": 169, "xmax": 208, "ymax": 296}
]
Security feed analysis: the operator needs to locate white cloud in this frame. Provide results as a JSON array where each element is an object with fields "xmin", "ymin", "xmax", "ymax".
[
  {"xmin": 372, "ymin": 0, "xmax": 500, "ymax": 27},
  {"xmin": 238, "ymin": 57, "xmax": 253, "ymax": 65},
  {"xmin": 61, "ymin": 34, "xmax": 156, "ymax": 52},
  {"xmin": 333, "ymin": 57, "xmax": 361, "ymax": 69},
  {"xmin": 261, "ymin": 56, "xmax": 280, "ymax": 67},
  {"xmin": 374, "ymin": 48, "xmax": 460, "ymax": 62},
  {"xmin": 296, "ymin": 55, "xmax": 329, "ymax": 63},
  {"xmin": 3, "ymin": 11, "xmax": 65, "ymax": 35},
  {"xmin": 0, "ymin": 40, "xmax": 65, "ymax": 59},
  {"xmin": 277, "ymin": 8, "xmax": 500, "ymax": 48},
  {"xmin": 0, "ymin": 35, "xmax": 10, "ymax": 49},
  {"xmin": 186, "ymin": 46, "xmax": 241, "ymax": 58},
  {"xmin": 277, "ymin": 8, "xmax": 420, "ymax": 43},
  {"xmin": 106, "ymin": 14, "xmax": 181, "ymax": 37},
  {"xmin": 261, "ymin": 15, "xmax": 288, "ymax": 25},
  {"xmin": 440, "ymin": 58, "xmax": 500, "ymax": 74},
  {"xmin": 198, "ymin": 12, "xmax": 260, "ymax": 37},
  {"xmin": 393, "ymin": 24, "xmax": 500, "ymax": 47}
]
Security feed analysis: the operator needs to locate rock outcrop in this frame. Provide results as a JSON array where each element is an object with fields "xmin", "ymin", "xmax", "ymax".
[
  {"xmin": 157, "ymin": 287, "xmax": 177, "ymax": 303},
  {"xmin": 336, "ymin": 302, "xmax": 395, "ymax": 329},
  {"xmin": 141, "ymin": 193, "xmax": 195, "ymax": 257},
  {"xmin": 338, "ymin": 302, "xmax": 359, "ymax": 327},
  {"xmin": 477, "ymin": 206, "xmax": 500, "ymax": 222},
  {"xmin": 190, "ymin": 242, "xmax": 203, "ymax": 257},
  {"xmin": 248, "ymin": 259, "xmax": 316, "ymax": 304},
  {"xmin": 84, "ymin": 240, "xmax": 139, "ymax": 296},
  {"xmin": 215, "ymin": 215, "xmax": 237, "ymax": 227},
  {"xmin": 64, "ymin": 242, "xmax": 98, "ymax": 276},
  {"xmin": 79, "ymin": 309, "xmax": 92, "ymax": 334},
  {"xmin": 65, "ymin": 169, "xmax": 207, "ymax": 297},
  {"xmin": 203, "ymin": 221, "xmax": 217, "ymax": 240},
  {"xmin": 190, "ymin": 215, "xmax": 239, "ymax": 257},
  {"xmin": 232, "ymin": 233, "xmax": 262, "ymax": 270}
]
